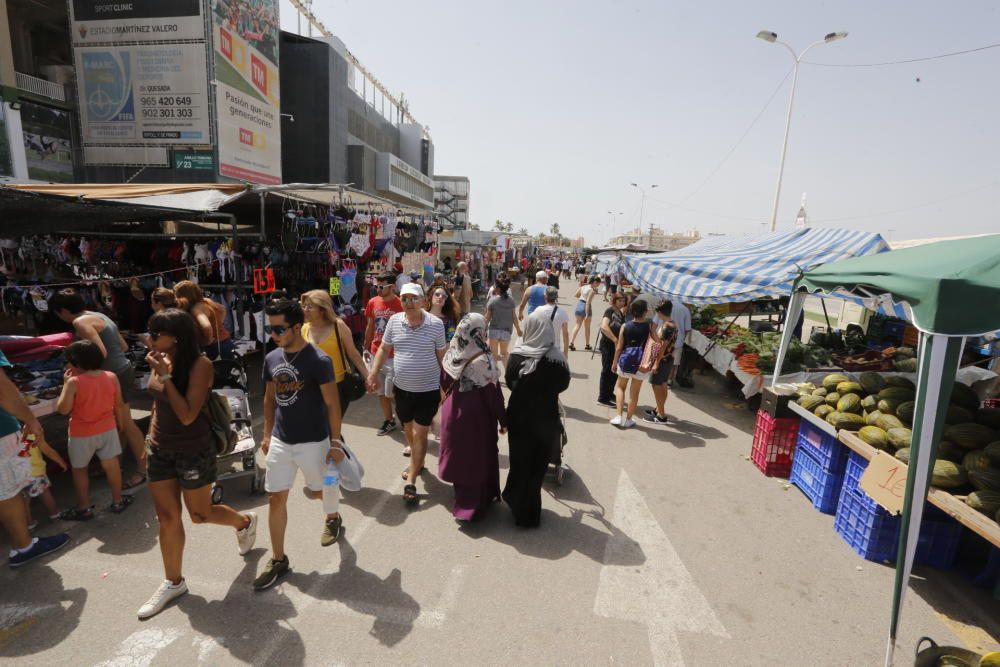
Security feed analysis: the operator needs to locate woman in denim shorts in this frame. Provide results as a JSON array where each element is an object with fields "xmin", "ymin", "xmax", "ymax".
[{"xmin": 485, "ymin": 277, "xmax": 521, "ymax": 368}]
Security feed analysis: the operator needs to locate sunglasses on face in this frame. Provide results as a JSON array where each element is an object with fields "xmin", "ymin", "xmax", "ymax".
[
  {"xmin": 264, "ymin": 325, "xmax": 290, "ymax": 335},
  {"xmin": 148, "ymin": 331, "xmax": 172, "ymax": 341},
  {"xmin": 401, "ymin": 295, "xmax": 421, "ymax": 303},
  {"xmin": 378, "ymin": 283, "xmax": 392, "ymax": 290}
]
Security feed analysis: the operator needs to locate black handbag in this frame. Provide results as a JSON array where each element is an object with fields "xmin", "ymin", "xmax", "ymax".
[{"xmin": 334, "ymin": 320, "xmax": 366, "ymax": 401}]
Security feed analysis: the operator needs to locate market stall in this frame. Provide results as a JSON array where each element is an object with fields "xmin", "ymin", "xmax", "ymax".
[
  {"xmin": 772, "ymin": 234, "xmax": 1000, "ymax": 665},
  {"xmin": 612, "ymin": 228, "xmax": 900, "ymax": 396}
]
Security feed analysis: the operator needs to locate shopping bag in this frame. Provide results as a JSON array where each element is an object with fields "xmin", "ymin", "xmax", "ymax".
[{"xmin": 332, "ymin": 441, "xmax": 365, "ymax": 492}]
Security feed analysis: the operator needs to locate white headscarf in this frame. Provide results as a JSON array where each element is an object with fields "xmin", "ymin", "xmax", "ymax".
[
  {"xmin": 442, "ymin": 313, "xmax": 499, "ymax": 391},
  {"xmin": 510, "ymin": 311, "xmax": 567, "ymax": 377}
]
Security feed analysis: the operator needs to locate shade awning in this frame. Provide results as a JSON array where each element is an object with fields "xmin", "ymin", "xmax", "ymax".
[
  {"xmin": 796, "ymin": 233, "xmax": 1000, "ymax": 335},
  {"xmin": 622, "ymin": 228, "xmax": 889, "ymax": 304}
]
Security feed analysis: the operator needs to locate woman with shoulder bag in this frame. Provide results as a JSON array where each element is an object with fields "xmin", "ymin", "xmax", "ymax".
[
  {"xmin": 139, "ymin": 309, "xmax": 256, "ymax": 619},
  {"xmin": 299, "ymin": 290, "xmax": 368, "ymax": 416},
  {"xmin": 438, "ymin": 313, "xmax": 507, "ymax": 521},
  {"xmin": 611, "ymin": 299, "xmax": 660, "ymax": 429}
]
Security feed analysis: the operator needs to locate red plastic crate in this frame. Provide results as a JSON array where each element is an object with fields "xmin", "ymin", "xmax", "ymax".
[
  {"xmin": 751, "ymin": 410, "xmax": 800, "ymax": 477},
  {"xmin": 984, "ymin": 398, "xmax": 1000, "ymax": 409}
]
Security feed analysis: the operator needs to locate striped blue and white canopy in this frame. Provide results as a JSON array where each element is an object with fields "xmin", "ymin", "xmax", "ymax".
[{"xmin": 621, "ymin": 228, "xmax": 890, "ymax": 305}]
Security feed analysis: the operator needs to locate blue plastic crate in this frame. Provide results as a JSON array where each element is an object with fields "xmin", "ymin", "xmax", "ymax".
[
  {"xmin": 835, "ymin": 486, "xmax": 901, "ymax": 561},
  {"xmin": 796, "ymin": 420, "xmax": 848, "ymax": 473},
  {"xmin": 790, "ymin": 444, "xmax": 845, "ymax": 514},
  {"xmin": 915, "ymin": 513, "xmax": 962, "ymax": 570}
]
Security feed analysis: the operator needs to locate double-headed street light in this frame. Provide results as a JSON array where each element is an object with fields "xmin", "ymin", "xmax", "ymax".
[
  {"xmin": 607, "ymin": 210, "xmax": 623, "ymax": 240},
  {"xmin": 757, "ymin": 30, "xmax": 847, "ymax": 232},
  {"xmin": 630, "ymin": 183, "xmax": 658, "ymax": 227}
]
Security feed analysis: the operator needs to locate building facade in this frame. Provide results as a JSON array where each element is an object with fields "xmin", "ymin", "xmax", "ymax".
[
  {"xmin": 608, "ymin": 226, "xmax": 701, "ymax": 251},
  {"xmin": 279, "ymin": 32, "xmax": 435, "ymax": 210},
  {"xmin": 433, "ymin": 175, "xmax": 469, "ymax": 228}
]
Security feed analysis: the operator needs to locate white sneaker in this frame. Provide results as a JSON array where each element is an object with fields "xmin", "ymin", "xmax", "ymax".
[
  {"xmin": 137, "ymin": 579, "xmax": 188, "ymax": 619},
  {"xmin": 622, "ymin": 419, "xmax": 636, "ymax": 429},
  {"xmin": 237, "ymin": 512, "xmax": 258, "ymax": 556},
  {"xmin": 610, "ymin": 415, "xmax": 623, "ymax": 426}
]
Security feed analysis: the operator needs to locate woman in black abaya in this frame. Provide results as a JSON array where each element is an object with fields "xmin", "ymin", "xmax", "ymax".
[{"xmin": 502, "ymin": 312, "xmax": 571, "ymax": 527}]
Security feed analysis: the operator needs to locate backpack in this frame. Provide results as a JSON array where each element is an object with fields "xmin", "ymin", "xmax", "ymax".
[{"xmin": 203, "ymin": 390, "xmax": 237, "ymax": 456}]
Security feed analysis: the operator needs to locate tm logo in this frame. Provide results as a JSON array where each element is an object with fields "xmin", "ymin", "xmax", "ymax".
[
  {"xmin": 250, "ymin": 54, "xmax": 267, "ymax": 94},
  {"xmin": 239, "ymin": 128, "xmax": 254, "ymax": 146}
]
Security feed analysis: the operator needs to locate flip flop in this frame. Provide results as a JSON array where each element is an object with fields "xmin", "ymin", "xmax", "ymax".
[
  {"xmin": 403, "ymin": 484, "xmax": 418, "ymax": 504},
  {"xmin": 122, "ymin": 474, "xmax": 147, "ymax": 491},
  {"xmin": 402, "ymin": 467, "xmax": 426, "ymax": 480},
  {"xmin": 402, "ymin": 446, "xmax": 412, "ymax": 457}
]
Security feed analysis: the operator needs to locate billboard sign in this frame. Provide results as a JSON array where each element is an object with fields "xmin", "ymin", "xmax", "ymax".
[
  {"xmin": 20, "ymin": 102, "xmax": 74, "ymax": 182},
  {"xmin": 75, "ymin": 44, "xmax": 210, "ymax": 146},
  {"xmin": 211, "ymin": 0, "xmax": 281, "ymax": 184},
  {"xmin": 70, "ymin": 0, "xmax": 205, "ymax": 44}
]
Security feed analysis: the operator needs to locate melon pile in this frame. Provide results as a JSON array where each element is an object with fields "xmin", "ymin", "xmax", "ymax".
[{"xmin": 795, "ymin": 372, "xmax": 1000, "ymax": 527}]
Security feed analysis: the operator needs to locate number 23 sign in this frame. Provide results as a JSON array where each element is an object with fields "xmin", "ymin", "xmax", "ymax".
[{"xmin": 253, "ymin": 268, "xmax": 276, "ymax": 294}]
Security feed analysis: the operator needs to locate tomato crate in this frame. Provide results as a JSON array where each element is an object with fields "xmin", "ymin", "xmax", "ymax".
[
  {"xmin": 796, "ymin": 419, "xmax": 849, "ymax": 474},
  {"xmin": 751, "ymin": 410, "xmax": 799, "ymax": 477},
  {"xmin": 790, "ymin": 443, "xmax": 845, "ymax": 514}
]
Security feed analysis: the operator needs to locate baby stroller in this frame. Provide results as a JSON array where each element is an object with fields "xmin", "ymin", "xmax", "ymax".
[
  {"xmin": 209, "ymin": 354, "xmax": 264, "ymax": 504},
  {"xmin": 547, "ymin": 401, "xmax": 569, "ymax": 485}
]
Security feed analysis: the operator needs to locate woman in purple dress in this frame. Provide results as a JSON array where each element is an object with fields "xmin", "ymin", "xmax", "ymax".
[{"xmin": 438, "ymin": 313, "xmax": 507, "ymax": 521}]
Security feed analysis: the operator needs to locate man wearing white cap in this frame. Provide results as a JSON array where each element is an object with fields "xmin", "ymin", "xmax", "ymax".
[
  {"xmin": 518, "ymin": 270, "xmax": 549, "ymax": 321},
  {"xmin": 367, "ymin": 283, "xmax": 447, "ymax": 504}
]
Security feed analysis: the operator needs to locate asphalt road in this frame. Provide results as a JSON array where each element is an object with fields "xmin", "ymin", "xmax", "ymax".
[{"xmin": 1, "ymin": 281, "xmax": 998, "ymax": 666}]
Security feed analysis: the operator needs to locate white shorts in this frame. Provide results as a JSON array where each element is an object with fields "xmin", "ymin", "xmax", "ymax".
[
  {"xmin": 0, "ymin": 433, "xmax": 31, "ymax": 502},
  {"xmin": 672, "ymin": 343, "xmax": 684, "ymax": 365},
  {"xmin": 265, "ymin": 436, "xmax": 339, "ymax": 514}
]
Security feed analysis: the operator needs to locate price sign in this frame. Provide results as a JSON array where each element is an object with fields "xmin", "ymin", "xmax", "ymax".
[
  {"xmin": 329, "ymin": 277, "xmax": 341, "ymax": 296},
  {"xmin": 859, "ymin": 450, "xmax": 907, "ymax": 515},
  {"xmin": 253, "ymin": 268, "xmax": 276, "ymax": 294}
]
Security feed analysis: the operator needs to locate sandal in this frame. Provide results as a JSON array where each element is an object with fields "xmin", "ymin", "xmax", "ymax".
[
  {"xmin": 401, "ymin": 466, "xmax": 427, "ymax": 480},
  {"xmin": 402, "ymin": 446, "xmax": 412, "ymax": 457},
  {"xmin": 122, "ymin": 474, "xmax": 147, "ymax": 491},
  {"xmin": 109, "ymin": 495, "xmax": 134, "ymax": 514},
  {"xmin": 403, "ymin": 484, "xmax": 418, "ymax": 504},
  {"xmin": 60, "ymin": 506, "xmax": 95, "ymax": 521},
  {"xmin": 569, "ymin": 343, "xmax": 576, "ymax": 351}
]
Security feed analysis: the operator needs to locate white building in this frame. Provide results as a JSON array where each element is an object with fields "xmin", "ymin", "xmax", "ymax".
[
  {"xmin": 434, "ymin": 175, "xmax": 469, "ymax": 229},
  {"xmin": 608, "ymin": 226, "xmax": 700, "ymax": 251}
]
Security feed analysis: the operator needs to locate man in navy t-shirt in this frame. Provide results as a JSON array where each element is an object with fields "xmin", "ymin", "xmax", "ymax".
[{"xmin": 254, "ymin": 299, "xmax": 345, "ymax": 591}]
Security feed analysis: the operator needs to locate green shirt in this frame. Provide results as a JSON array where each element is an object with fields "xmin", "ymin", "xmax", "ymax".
[{"xmin": 0, "ymin": 351, "xmax": 21, "ymax": 438}]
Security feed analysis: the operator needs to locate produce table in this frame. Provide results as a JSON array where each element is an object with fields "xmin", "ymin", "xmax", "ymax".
[{"xmin": 788, "ymin": 401, "xmax": 1000, "ymax": 549}]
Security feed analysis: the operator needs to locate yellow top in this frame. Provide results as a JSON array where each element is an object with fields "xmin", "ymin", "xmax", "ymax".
[
  {"xmin": 29, "ymin": 445, "xmax": 45, "ymax": 477},
  {"xmin": 301, "ymin": 322, "xmax": 346, "ymax": 382}
]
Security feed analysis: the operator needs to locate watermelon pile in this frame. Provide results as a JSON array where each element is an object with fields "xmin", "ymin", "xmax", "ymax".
[{"xmin": 795, "ymin": 372, "xmax": 1000, "ymax": 527}]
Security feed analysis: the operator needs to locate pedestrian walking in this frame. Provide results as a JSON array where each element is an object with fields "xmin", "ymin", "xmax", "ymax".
[
  {"xmin": 174, "ymin": 281, "xmax": 234, "ymax": 361},
  {"xmin": 300, "ymin": 290, "xmax": 368, "ymax": 417},
  {"xmin": 484, "ymin": 276, "xmax": 521, "ymax": 368},
  {"xmin": 569, "ymin": 275, "xmax": 602, "ymax": 351},
  {"xmin": 139, "ymin": 309, "xmax": 256, "ymax": 618},
  {"xmin": 48, "ymin": 289, "xmax": 147, "ymax": 490},
  {"xmin": 255, "ymin": 299, "xmax": 346, "ymax": 591},
  {"xmin": 364, "ymin": 273, "xmax": 404, "ymax": 436},
  {"xmin": 502, "ymin": 312, "xmax": 570, "ymax": 527},
  {"xmin": 426, "ymin": 285, "xmax": 461, "ymax": 344},
  {"xmin": 596, "ymin": 293, "xmax": 628, "ymax": 407},
  {"xmin": 367, "ymin": 284, "xmax": 447, "ymax": 504},
  {"xmin": 55, "ymin": 340, "xmax": 132, "ymax": 520},
  {"xmin": 611, "ymin": 300, "xmax": 660, "ymax": 429},
  {"xmin": 518, "ymin": 270, "xmax": 549, "ymax": 320},
  {"xmin": 534, "ymin": 287, "xmax": 571, "ymax": 355},
  {"xmin": 438, "ymin": 314, "xmax": 507, "ymax": 521},
  {"xmin": 0, "ymin": 350, "xmax": 70, "ymax": 568},
  {"xmin": 643, "ymin": 302, "xmax": 678, "ymax": 426},
  {"xmin": 668, "ymin": 299, "xmax": 692, "ymax": 388},
  {"xmin": 454, "ymin": 261, "xmax": 473, "ymax": 316}
]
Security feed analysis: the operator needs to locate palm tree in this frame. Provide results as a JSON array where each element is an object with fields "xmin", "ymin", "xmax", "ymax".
[
  {"xmin": 518, "ymin": 227, "xmax": 528, "ymax": 236},
  {"xmin": 493, "ymin": 219, "xmax": 505, "ymax": 231},
  {"xmin": 470, "ymin": 223, "xmax": 481, "ymax": 230},
  {"xmin": 504, "ymin": 222, "xmax": 514, "ymax": 233},
  {"xmin": 550, "ymin": 222, "xmax": 561, "ymax": 238}
]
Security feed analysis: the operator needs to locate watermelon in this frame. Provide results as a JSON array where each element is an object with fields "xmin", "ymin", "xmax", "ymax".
[
  {"xmin": 936, "ymin": 441, "xmax": 965, "ymax": 463},
  {"xmin": 944, "ymin": 423, "xmax": 997, "ymax": 450},
  {"xmin": 963, "ymin": 450, "xmax": 994, "ymax": 473},
  {"xmin": 949, "ymin": 382, "xmax": 980, "ymax": 410},
  {"xmin": 896, "ymin": 401, "xmax": 915, "ymax": 426},
  {"xmin": 975, "ymin": 408, "xmax": 1000, "ymax": 430},
  {"xmin": 884, "ymin": 376, "xmax": 915, "ymax": 391},
  {"xmin": 858, "ymin": 371, "xmax": 885, "ymax": 396},
  {"xmin": 878, "ymin": 387, "xmax": 916, "ymax": 402}
]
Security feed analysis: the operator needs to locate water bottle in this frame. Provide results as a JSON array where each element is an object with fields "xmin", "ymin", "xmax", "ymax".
[{"xmin": 323, "ymin": 461, "xmax": 340, "ymax": 488}]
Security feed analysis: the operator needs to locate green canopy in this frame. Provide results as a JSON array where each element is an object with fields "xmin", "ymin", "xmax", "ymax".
[
  {"xmin": 773, "ymin": 234, "xmax": 1000, "ymax": 666},
  {"xmin": 797, "ymin": 234, "xmax": 1000, "ymax": 335}
]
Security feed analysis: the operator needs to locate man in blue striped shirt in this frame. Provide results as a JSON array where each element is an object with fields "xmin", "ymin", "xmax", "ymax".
[{"xmin": 367, "ymin": 283, "xmax": 447, "ymax": 504}]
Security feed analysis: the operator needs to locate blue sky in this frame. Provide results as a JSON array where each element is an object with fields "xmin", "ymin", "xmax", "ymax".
[{"xmin": 280, "ymin": 0, "xmax": 1000, "ymax": 244}]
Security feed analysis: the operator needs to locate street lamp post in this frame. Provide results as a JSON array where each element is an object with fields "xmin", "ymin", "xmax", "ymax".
[
  {"xmin": 630, "ymin": 183, "xmax": 658, "ymax": 229},
  {"xmin": 757, "ymin": 30, "xmax": 847, "ymax": 232},
  {"xmin": 607, "ymin": 210, "xmax": 623, "ymax": 243}
]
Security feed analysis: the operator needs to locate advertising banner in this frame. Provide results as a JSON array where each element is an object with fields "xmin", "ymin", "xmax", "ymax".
[
  {"xmin": 20, "ymin": 102, "xmax": 74, "ymax": 182},
  {"xmin": 70, "ymin": 0, "xmax": 205, "ymax": 44},
  {"xmin": 75, "ymin": 44, "xmax": 211, "ymax": 146},
  {"xmin": 211, "ymin": 0, "xmax": 281, "ymax": 184}
]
